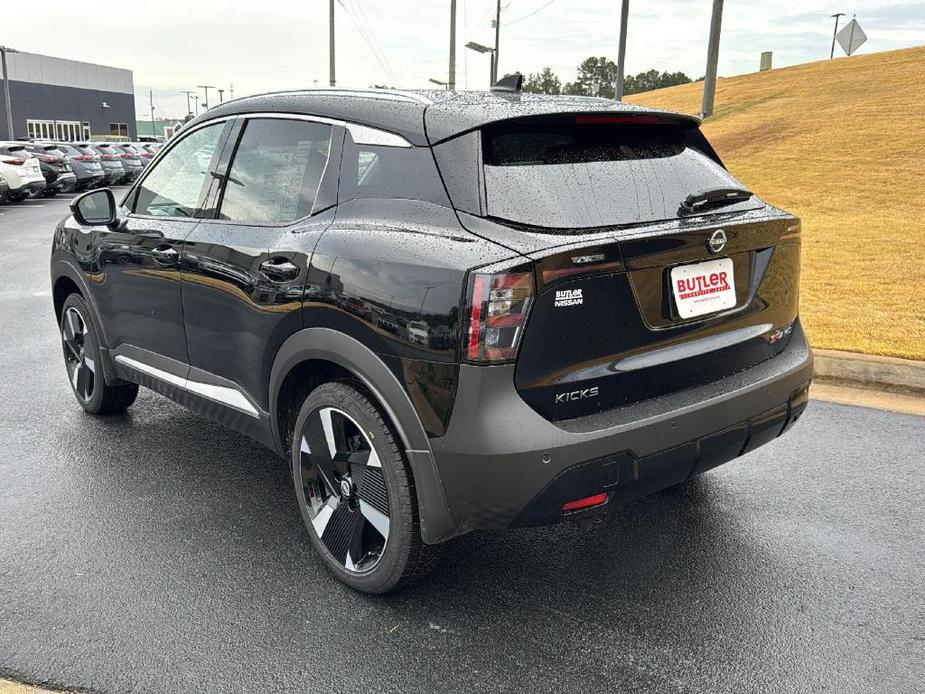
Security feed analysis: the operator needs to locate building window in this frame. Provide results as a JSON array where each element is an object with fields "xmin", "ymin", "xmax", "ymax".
[
  {"xmin": 109, "ymin": 123, "xmax": 129, "ymax": 139},
  {"xmin": 82, "ymin": 123, "xmax": 91, "ymax": 140},
  {"xmin": 26, "ymin": 119, "xmax": 82, "ymax": 142}
]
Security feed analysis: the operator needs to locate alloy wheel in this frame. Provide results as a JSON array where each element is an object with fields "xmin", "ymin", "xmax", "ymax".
[
  {"xmin": 61, "ymin": 306, "xmax": 95, "ymax": 402},
  {"xmin": 298, "ymin": 407, "xmax": 391, "ymax": 573}
]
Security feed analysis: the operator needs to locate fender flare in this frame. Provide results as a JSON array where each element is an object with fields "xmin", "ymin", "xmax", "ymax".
[
  {"xmin": 50, "ymin": 257, "xmax": 123, "ymax": 387},
  {"xmin": 268, "ymin": 328, "xmax": 457, "ymax": 544}
]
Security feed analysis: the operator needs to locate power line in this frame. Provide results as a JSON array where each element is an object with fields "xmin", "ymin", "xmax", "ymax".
[
  {"xmin": 337, "ymin": 0, "xmax": 398, "ymax": 84},
  {"xmin": 505, "ymin": 0, "xmax": 556, "ymax": 26}
]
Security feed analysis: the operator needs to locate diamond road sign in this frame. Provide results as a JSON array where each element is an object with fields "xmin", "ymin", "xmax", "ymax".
[{"xmin": 836, "ymin": 18, "xmax": 867, "ymax": 56}]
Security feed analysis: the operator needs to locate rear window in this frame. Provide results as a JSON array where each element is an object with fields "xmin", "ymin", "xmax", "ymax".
[
  {"xmin": 339, "ymin": 134, "xmax": 449, "ymax": 207},
  {"xmin": 481, "ymin": 118, "xmax": 759, "ymax": 229}
]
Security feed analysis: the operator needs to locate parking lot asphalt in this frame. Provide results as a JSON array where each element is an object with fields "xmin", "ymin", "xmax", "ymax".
[{"xmin": 1, "ymin": 194, "xmax": 924, "ymax": 694}]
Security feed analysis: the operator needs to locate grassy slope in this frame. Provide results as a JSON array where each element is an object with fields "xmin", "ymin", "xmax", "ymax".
[{"xmin": 626, "ymin": 46, "xmax": 925, "ymax": 360}]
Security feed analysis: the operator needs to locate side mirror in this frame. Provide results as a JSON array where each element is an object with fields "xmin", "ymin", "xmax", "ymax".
[{"xmin": 70, "ymin": 188, "xmax": 117, "ymax": 226}]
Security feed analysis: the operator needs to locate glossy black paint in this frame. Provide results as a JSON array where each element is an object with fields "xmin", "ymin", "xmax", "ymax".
[{"xmin": 50, "ymin": 90, "xmax": 811, "ymax": 544}]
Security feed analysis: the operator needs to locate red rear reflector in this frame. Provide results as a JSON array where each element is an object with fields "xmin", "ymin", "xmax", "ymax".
[
  {"xmin": 575, "ymin": 115, "xmax": 661, "ymax": 125},
  {"xmin": 562, "ymin": 492, "xmax": 608, "ymax": 513}
]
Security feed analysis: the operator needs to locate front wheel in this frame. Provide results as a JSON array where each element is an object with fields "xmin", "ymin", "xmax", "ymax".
[
  {"xmin": 60, "ymin": 294, "xmax": 138, "ymax": 415},
  {"xmin": 291, "ymin": 382, "xmax": 440, "ymax": 593}
]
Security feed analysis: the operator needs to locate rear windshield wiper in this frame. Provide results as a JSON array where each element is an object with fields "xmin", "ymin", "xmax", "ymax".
[{"xmin": 679, "ymin": 187, "xmax": 753, "ymax": 215}]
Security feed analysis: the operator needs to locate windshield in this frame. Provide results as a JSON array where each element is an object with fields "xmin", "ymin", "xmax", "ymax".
[{"xmin": 481, "ymin": 118, "xmax": 760, "ymax": 229}]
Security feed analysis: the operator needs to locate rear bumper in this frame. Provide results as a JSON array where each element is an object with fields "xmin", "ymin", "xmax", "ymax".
[
  {"xmin": 429, "ymin": 320, "xmax": 813, "ymax": 535},
  {"xmin": 10, "ymin": 180, "xmax": 46, "ymax": 197}
]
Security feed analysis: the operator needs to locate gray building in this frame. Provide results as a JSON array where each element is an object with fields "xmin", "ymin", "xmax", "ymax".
[{"xmin": 0, "ymin": 51, "xmax": 136, "ymax": 141}]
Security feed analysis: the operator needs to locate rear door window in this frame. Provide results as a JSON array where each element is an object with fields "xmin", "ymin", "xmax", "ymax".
[
  {"xmin": 217, "ymin": 118, "xmax": 333, "ymax": 224},
  {"xmin": 481, "ymin": 117, "xmax": 759, "ymax": 229}
]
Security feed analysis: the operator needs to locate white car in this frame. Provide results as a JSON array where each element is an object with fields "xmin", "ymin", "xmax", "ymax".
[
  {"xmin": 0, "ymin": 143, "xmax": 46, "ymax": 202},
  {"xmin": 407, "ymin": 320, "xmax": 430, "ymax": 345}
]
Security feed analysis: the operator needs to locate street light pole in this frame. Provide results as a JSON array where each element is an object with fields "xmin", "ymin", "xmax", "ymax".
[
  {"xmin": 615, "ymin": 0, "xmax": 630, "ymax": 100},
  {"xmin": 492, "ymin": 0, "xmax": 501, "ymax": 83},
  {"xmin": 197, "ymin": 85, "xmax": 215, "ymax": 111},
  {"xmin": 1, "ymin": 46, "xmax": 19, "ymax": 140},
  {"xmin": 218, "ymin": 88, "xmax": 224, "ymax": 103},
  {"xmin": 329, "ymin": 0, "xmax": 336, "ymax": 86},
  {"xmin": 829, "ymin": 13, "xmax": 845, "ymax": 59},
  {"xmin": 182, "ymin": 90, "xmax": 194, "ymax": 117},
  {"xmin": 465, "ymin": 42, "xmax": 496, "ymax": 88},
  {"xmin": 700, "ymin": 0, "xmax": 724, "ymax": 119},
  {"xmin": 149, "ymin": 90, "xmax": 156, "ymax": 136},
  {"xmin": 449, "ymin": 0, "xmax": 457, "ymax": 90}
]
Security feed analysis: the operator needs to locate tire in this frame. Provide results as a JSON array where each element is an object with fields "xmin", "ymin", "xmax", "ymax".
[
  {"xmin": 291, "ymin": 381, "xmax": 440, "ymax": 594},
  {"xmin": 8, "ymin": 192, "xmax": 27, "ymax": 203},
  {"xmin": 60, "ymin": 294, "xmax": 138, "ymax": 415}
]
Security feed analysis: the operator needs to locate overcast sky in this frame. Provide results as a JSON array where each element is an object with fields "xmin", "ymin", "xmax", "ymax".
[{"xmin": 5, "ymin": 0, "xmax": 924, "ymax": 120}]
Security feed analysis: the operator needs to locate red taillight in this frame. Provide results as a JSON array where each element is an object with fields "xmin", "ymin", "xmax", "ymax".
[
  {"xmin": 575, "ymin": 114, "xmax": 662, "ymax": 125},
  {"xmin": 141, "ymin": 151, "xmax": 154, "ymax": 158},
  {"xmin": 466, "ymin": 268, "xmax": 534, "ymax": 362},
  {"xmin": 73, "ymin": 155, "xmax": 95, "ymax": 161},
  {"xmin": 99, "ymin": 153, "xmax": 113, "ymax": 160},
  {"xmin": 562, "ymin": 493, "xmax": 608, "ymax": 513},
  {"xmin": 4, "ymin": 158, "xmax": 26, "ymax": 166}
]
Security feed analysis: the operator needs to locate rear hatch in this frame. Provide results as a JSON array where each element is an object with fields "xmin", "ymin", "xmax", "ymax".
[{"xmin": 432, "ymin": 110, "xmax": 802, "ymax": 421}]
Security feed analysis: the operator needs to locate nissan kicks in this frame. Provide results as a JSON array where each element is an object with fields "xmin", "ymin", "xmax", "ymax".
[{"xmin": 51, "ymin": 81, "xmax": 812, "ymax": 593}]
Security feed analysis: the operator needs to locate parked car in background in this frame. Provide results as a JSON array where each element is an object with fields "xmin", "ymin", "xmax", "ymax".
[
  {"xmin": 91, "ymin": 143, "xmax": 139, "ymax": 183},
  {"xmin": 20, "ymin": 143, "xmax": 76, "ymax": 197},
  {"xmin": 0, "ymin": 174, "xmax": 8, "ymax": 203},
  {"xmin": 407, "ymin": 320, "xmax": 429, "ymax": 345},
  {"xmin": 0, "ymin": 143, "xmax": 46, "ymax": 201},
  {"xmin": 133, "ymin": 141, "xmax": 163, "ymax": 159},
  {"xmin": 82, "ymin": 144, "xmax": 125, "ymax": 185},
  {"xmin": 53, "ymin": 143, "xmax": 104, "ymax": 191},
  {"xmin": 115, "ymin": 143, "xmax": 147, "ymax": 175}
]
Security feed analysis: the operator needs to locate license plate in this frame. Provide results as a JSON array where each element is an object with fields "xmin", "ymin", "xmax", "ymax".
[{"xmin": 670, "ymin": 257, "xmax": 736, "ymax": 319}]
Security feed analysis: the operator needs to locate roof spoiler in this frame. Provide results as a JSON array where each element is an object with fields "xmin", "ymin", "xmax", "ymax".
[{"xmin": 490, "ymin": 73, "xmax": 523, "ymax": 94}]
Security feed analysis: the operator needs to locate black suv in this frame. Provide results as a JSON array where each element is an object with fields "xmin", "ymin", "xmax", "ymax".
[{"xmin": 51, "ymin": 86, "xmax": 812, "ymax": 593}]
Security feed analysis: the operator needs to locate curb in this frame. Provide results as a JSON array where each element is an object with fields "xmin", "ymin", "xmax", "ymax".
[{"xmin": 813, "ymin": 349, "xmax": 925, "ymax": 396}]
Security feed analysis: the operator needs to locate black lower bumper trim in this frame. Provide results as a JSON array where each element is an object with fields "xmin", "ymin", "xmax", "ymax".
[{"xmin": 511, "ymin": 381, "xmax": 810, "ymax": 528}]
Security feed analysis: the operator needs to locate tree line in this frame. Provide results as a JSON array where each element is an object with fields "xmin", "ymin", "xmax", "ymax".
[{"xmin": 520, "ymin": 57, "xmax": 694, "ymax": 98}]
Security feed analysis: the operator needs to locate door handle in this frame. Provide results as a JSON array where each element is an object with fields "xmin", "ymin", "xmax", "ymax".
[
  {"xmin": 152, "ymin": 245, "xmax": 179, "ymax": 265},
  {"xmin": 260, "ymin": 258, "xmax": 300, "ymax": 282}
]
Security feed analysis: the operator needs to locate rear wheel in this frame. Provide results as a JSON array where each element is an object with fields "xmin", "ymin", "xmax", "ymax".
[
  {"xmin": 60, "ymin": 294, "xmax": 138, "ymax": 415},
  {"xmin": 291, "ymin": 382, "xmax": 440, "ymax": 593}
]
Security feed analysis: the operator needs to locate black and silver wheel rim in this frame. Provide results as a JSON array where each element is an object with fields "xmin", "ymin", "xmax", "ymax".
[
  {"xmin": 61, "ymin": 306, "xmax": 95, "ymax": 402},
  {"xmin": 298, "ymin": 407, "xmax": 391, "ymax": 574}
]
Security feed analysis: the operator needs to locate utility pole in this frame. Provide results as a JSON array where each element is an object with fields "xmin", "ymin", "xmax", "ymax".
[
  {"xmin": 492, "ymin": 0, "xmax": 501, "ymax": 83},
  {"xmin": 829, "ymin": 13, "xmax": 845, "ymax": 59},
  {"xmin": 218, "ymin": 88, "xmax": 224, "ymax": 103},
  {"xmin": 1, "ymin": 46, "xmax": 19, "ymax": 140},
  {"xmin": 700, "ymin": 0, "xmax": 724, "ymax": 119},
  {"xmin": 615, "ymin": 0, "xmax": 629, "ymax": 100},
  {"xmin": 329, "ymin": 0, "xmax": 336, "ymax": 86},
  {"xmin": 229, "ymin": 84, "xmax": 234, "ymax": 99},
  {"xmin": 181, "ymin": 90, "xmax": 194, "ymax": 117},
  {"xmin": 149, "ymin": 90, "xmax": 156, "ymax": 136},
  {"xmin": 449, "ymin": 0, "xmax": 457, "ymax": 90},
  {"xmin": 192, "ymin": 95, "xmax": 199, "ymax": 116},
  {"xmin": 197, "ymin": 85, "xmax": 215, "ymax": 111}
]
